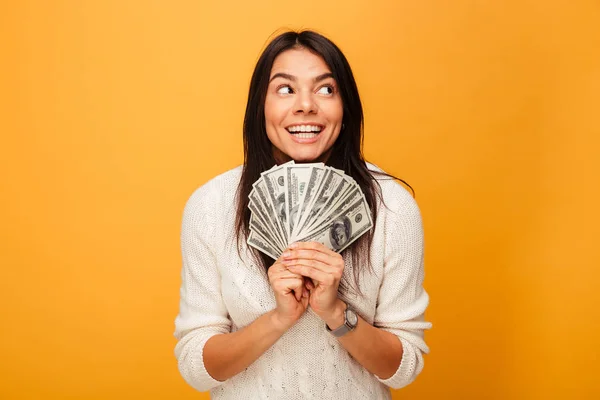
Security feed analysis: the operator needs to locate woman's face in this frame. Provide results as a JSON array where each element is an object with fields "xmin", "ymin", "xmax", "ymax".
[{"xmin": 265, "ymin": 47, "xmax": 343, "ymax": 163}]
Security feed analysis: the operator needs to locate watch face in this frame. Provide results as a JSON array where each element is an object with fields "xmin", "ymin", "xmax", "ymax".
[{"xmin": 347, "ymin": 310, "xmax": 358, "ymax": 326}]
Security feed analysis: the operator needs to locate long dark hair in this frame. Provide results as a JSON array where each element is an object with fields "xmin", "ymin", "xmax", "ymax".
[{"xmin": 235, "ymin": 30, "xmax": 411, "ymax": 296}]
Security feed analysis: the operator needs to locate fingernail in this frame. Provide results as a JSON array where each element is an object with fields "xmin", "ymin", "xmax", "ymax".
[
  {"xmin": 289, "ymin": 242, "xmax": 299, "ymax": 249},
  {"xmin": 282, "ymin": 251, "xmax": 291, "ymax": 258},
  {"xmin": 303, "ymin": 289, "xmax": 309, "ymax": 297}
]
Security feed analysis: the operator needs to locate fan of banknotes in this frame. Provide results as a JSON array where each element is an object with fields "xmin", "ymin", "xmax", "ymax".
[{"xmin": 247, "ymin": 161, "xmax": 373, "ymax": 260}]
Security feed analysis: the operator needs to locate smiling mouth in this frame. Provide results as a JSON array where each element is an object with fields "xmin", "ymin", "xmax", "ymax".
[{"xmin": 286, "ymin": 125, "xmax": 323, "ymax": 139}]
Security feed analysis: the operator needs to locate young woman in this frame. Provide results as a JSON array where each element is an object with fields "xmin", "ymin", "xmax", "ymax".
[{"xmin": 174, "ymin": 30, "xmax": 431, "ymax": 399}]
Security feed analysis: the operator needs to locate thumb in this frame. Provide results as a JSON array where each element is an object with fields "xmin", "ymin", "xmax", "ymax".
[
  {"xmin": 301, "ymin": 290, "xmax": 310, "ymax": 309},
  {"xmin": 293, "ymin": 287, "xmax": 302, "ymax": 302},
  {"xmin": 292, "ymin": 278, "xmax": 305, "ymax": 302}
]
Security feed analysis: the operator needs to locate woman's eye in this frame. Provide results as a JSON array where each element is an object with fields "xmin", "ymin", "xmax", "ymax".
[
  {"xmin": 317, "ymin": 85, "xmax": 334, "ymax": 95},
  {"xmin": 277, "ymin": 85, "xmax": 294, "ymax": 95}
]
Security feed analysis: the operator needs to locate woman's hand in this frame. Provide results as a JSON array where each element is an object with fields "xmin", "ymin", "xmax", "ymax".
[
  {"xmin": 282, "ymin": 242, "xmax": 344, "ymax": 321},
  {"xmin": 268, "ymin": 254, "xmax": 310, "ymax": 332}
]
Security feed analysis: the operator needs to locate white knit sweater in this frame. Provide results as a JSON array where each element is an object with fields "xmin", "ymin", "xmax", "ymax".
[{"xmin": 174, "ymin": 164, "xmax": 431, "ymax": 399}]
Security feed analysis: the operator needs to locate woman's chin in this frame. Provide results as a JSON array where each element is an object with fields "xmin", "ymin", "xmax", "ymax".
[
  {"xmin": 290, "ymin": 154, "xmax": 322, "ymax": 163},
  {"xmin": 288, "ymin": 148, "xmax": 332, "ymax": 163},
  {"xmin": 273, "ymin": 146, "xmax": 331, "ymax": 164}
]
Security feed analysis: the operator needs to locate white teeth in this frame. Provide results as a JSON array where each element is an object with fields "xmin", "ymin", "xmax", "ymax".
[
  {"xmin": 287, "ymin": 125, "xmax": 322, "ymax": 133},
  {"xmin": 295, "ymin": 132, "xmax": 318, "ymax": 139}
]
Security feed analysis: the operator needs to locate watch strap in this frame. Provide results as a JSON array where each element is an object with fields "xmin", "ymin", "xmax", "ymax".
[{"xmin": 326, "ymin": 305, "xmax": 357, "ymax": 337}]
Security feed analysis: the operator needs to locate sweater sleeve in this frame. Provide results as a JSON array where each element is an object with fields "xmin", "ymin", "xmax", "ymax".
[
  {"xmin": 373, "ymin": 190, "xmax": 432, "ymax": 389},
  {"xmin": 173, "ymin": 185, "xmax": 231, "ymax": 392}
]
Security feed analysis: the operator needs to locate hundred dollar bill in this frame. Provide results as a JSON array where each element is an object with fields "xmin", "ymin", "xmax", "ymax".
[
  {"xmin": 247, "ymin": 162, "xmax": 378, "ymax": 259},
  {"xmin": 247, "ymin": 229, "xmax": 280, "ymax": 260},
  {"xmin": 252, "ymin": 179, "xmax": 287, "ymax": 248},
  {"xmin": 294, "ymin": 167, "xmax": 332, "ymax": 234},
  {"xmin": 249, "ymin": 187, "xmax": 286, "ymax": 250},
  {"xmin": 298, "ymin": 167, "xmax": 346, "ymax": 234},
  {"xmin": 308, "ymin": 172, "xmax": 361, "ymax": 230},
  {"xmin": 303, "ymin": 174, "xmax": 352, "ymax": 234},
  {"xmin": 261, "ymin": 161, "xmax": 294, "ymax": 244},
  {"xmin": 298, "ymin": 197, "xmax": 373, "ymax": 252},
  {"xmin": 291, "ymin": 165, "xmax": 326, "ymax": 240},
  {"xmin": 250, "ymin": 211, "xmax": 284, "ymax": 254},
  {"xmin": 285, "ymin": 163, "xmax": 320, "ymax": 239},
  {"xmin": 302, "ymin": 186, "xmax": 362, "ymax": 237}
]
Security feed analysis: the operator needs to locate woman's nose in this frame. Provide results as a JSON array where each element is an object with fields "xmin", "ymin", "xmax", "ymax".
[{"xmin": 293, "ymin": 90, "xmax": 317, "ymax": 114}]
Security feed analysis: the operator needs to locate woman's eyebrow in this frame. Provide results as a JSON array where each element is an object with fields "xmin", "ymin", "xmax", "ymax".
[
  {"xmin": 269, "ymin": 72, "xmax": 334, "ymax": 83},
  {"xmin": 269, "ymin": 72, "xmax": 296, "ymax": 82},
  {"xmin": 313, "ymin": 72, "xmax": 334, "ymax": 82}
]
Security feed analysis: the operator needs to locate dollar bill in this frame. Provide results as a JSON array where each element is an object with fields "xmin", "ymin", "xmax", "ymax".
[
  {"xmin": 247, "ymin": 229, "xmax": 280, "ymax": 260},
  {"xmin": 249, "ymin": 185, "xmax": 286, "ymax": 250},
  {"xmin": 255, "ymin": 179, "xmax": 286, "ymax": 247},
  {"xmin": 250, "ymin": 211, "xmax": 284, "ymax": 254},
  {"xmin": 303, "ymin": 175, "xmax": 351, "ymax": 234},
  {"xmin": 309, "ymin": 173, "xmax": 362, "ymax": 230},
  {"xmin": 261, "ymin": 161, "xmax": 293, "ymax": 244},
  {"xmin": 297, "ymin": 167, "xmax": 346, "ymax": 234},
  {"xmin": 301, "ymin": 186, "xmax": 362, "ymax": 237},
  {"xmin": 298, "ymin": 196, "xmax": 373, "ymax": 252},
  {"xmin": 248, "ymin": 162, "xmax": 373, "ymax": 258},
  {"xmin": 285, "ymin": 163, "xmax": 319, "ymax": 238},
  {"xmin": 290, "ymin": 166, "xmax": 326, "ymax": 241},
  {"xmin": 294, "ymin": 168, "xmax": 333, "ymax": 234}
]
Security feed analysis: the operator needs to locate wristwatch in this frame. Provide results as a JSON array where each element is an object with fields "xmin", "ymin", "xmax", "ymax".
[{"xmin": 326, "ymin": 303, "xmax": 358, "ymax": 337}]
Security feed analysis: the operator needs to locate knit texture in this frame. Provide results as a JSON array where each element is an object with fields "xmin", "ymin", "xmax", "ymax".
[{"xmin": 174, "ymin": 164, "xmax": 431, "ymax": 399}]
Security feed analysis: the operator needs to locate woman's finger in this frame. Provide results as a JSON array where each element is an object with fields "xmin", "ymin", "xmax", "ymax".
[
  {"xmin": 289, "ymin": 241, "xmax": 337, "ymax": 257},
  {"xmin": 270, "ymin": 264, "xmax": 305, "ymax": 301},
  {"xmin": 286, "ymin": 263, "xmax": 334, "ymax": 286},
  {"xmin": 282, "ymin": 251, "xmax": 341, "ymax": 278},
  {"xmin": 271, "ymin": 264, "xmax": 304, "ymax": 280},
  {"xmin": 304, "ymin": 277, "xmax": 315, "ymax": 290},
  {"xmin": 272, "ymin": 275, "xmax": 304, "ymax": 300},
  {"xmin": 283, "ymin": 248, "xmax": 333, "ymax": 265},
  {"xmin": 282, "ymin": 257, "xmax": 331, "ymax": 273}
]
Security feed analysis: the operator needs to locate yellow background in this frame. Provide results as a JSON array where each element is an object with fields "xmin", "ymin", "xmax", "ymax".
[{"xmin": 1, "ymin": 1, "xmax": 599, "ymax": 399}]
